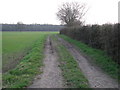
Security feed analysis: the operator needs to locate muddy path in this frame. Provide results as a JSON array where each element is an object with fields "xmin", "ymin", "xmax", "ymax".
[
  {"xmin": 56, "ymin": 35, "xmax": 119, "ymax": 88},
  {"xmin": 28, "ymin": 36, "xmax": 64, "ymax": 88}
]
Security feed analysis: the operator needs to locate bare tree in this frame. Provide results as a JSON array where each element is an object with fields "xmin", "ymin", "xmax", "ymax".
[{"xmin": 57, "ymin": 2, "xmax": 87, "ymax": 26}]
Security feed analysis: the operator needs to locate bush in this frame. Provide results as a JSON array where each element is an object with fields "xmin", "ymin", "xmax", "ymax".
[{"xmin": 60, "ymin": 23, "xmax": 120, "ymax": 64}]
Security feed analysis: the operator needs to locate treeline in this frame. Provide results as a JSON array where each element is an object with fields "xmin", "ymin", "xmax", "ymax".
[
  {"xmin": 60, "ymin": 23, "xmax": 120, "ymax": 64},
  {"xmin": 1, "ymin": 24, "xmax": 64, "ymax": 31}
]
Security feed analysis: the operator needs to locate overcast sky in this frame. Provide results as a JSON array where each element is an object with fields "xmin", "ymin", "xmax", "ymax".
[{"xmin": 0, "ymin": 0, "xmax": 119, "ymax": 25}]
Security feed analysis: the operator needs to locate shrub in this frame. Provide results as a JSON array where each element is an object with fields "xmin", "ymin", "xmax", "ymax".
[{"xmin": 60, "ymin": 23, "xmax": 120, "ymax": 64}]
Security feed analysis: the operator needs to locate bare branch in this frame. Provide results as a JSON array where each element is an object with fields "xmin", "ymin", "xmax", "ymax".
[{"xmin": 57, "ymin": 2, "xmax": 88, "ymax": 26}]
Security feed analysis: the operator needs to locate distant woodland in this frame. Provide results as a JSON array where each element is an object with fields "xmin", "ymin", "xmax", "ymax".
[{"xmin": 1, "ymin": 24, "xmax": 64, "ymax": 31}]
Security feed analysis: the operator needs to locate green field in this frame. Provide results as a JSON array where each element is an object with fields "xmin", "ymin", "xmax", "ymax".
[
  {"xmin": 2, "ymin": 32, "xmax": 57, "ymax": 72},
  {"xmin": 2, "ymin": 32, "xmax": 57, "ymax": 88}
]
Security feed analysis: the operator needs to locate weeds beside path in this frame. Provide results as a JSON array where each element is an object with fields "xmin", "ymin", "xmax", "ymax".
[{"xmin": 52, "ymin": 35, "xmax": 89, "ymax": 88}]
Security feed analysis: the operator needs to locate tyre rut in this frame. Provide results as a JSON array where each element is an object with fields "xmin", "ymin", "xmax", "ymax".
[
  {"xmin": 28, "ymin": 36, "xmax": 64, "ymax": 88},
  {"xmin": 56, "ymin": 35, "xmax": 119, "ymax": 88}
]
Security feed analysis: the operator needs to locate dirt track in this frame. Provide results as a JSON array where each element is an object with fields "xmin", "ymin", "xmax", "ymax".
[
  {"xmin": 29, "ymin": 35, "xmax": 119, "ymax": 88},
  {"xmin": 29, "ymin": 36, "xmax": 64, "ymax": 88},
  {"xmin": 56, "ymin": 35, "xmax": 119, "ymax": 88}
]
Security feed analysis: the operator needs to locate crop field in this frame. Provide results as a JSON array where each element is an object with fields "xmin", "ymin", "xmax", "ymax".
[{"xmin": 2, "ymin": 32, "xmax": 57, "ymax": 72}]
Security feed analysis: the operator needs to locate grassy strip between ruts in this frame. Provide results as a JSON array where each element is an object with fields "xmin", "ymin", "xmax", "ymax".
[
  {"xmin": 59, "ymin": 35, "xmax": 119, "ymax": 82},
  {"xmin": 52, "ymin": 35, "xmax": 89, "ymax": 88},
  {"xmin": 2, "ymin": 35, "xmax": 47, "ymax": 88}
]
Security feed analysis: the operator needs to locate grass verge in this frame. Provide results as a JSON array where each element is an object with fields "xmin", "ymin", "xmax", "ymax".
[
  {"xmin": 59, "ymin": 35, "xmax": 119, "ymax": 82},
  {"xmin": 52, "ymin": 35, "xmax": 89, "ymax": 88},
  {"xmin": 2, "ymin": 35, "xmax": 47, "ymax": 88}
]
